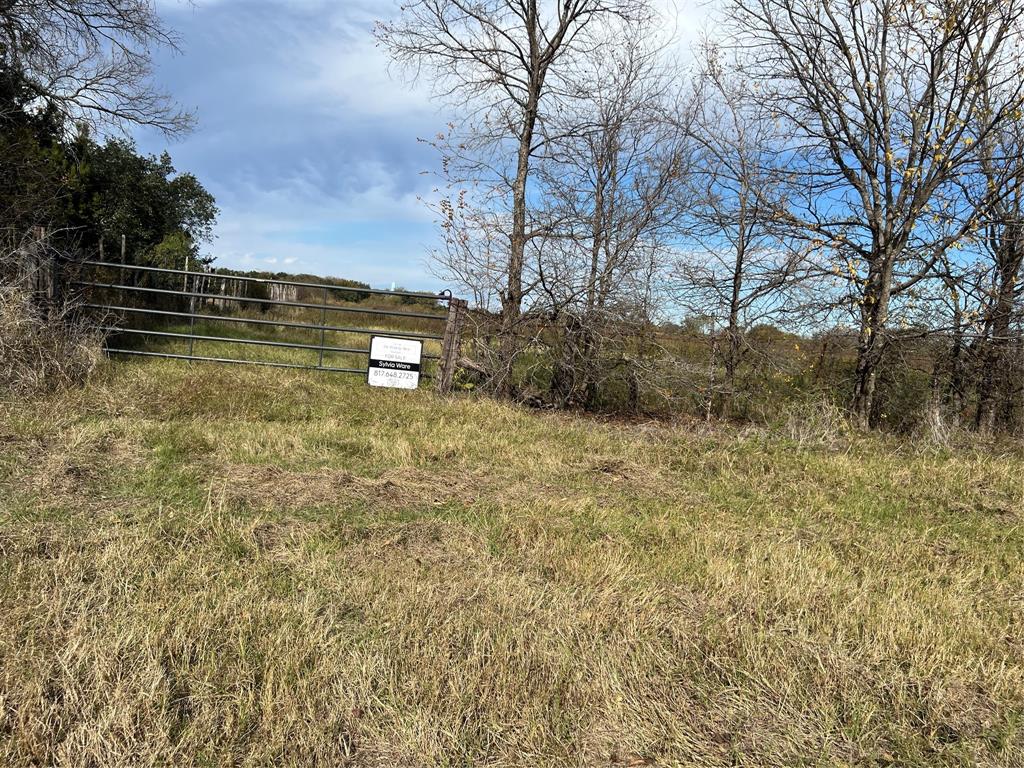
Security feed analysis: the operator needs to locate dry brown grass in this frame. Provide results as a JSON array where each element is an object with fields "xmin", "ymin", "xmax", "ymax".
[
  {"xmin": 218, "ymin": 463, "xmax": 484, "ymax": 512},
  {"xmin": 1, "ymin": 359, "xmax": 1023, "ymax": 766},
  {"xmin": 0, "ymin": 287, "xmax": 105, "ymax": 397}
]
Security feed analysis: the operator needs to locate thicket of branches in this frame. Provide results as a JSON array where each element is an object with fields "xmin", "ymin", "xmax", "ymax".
[{"xmin": 380, "ymin": 0, "xmax": 1024, "ymax": 434}]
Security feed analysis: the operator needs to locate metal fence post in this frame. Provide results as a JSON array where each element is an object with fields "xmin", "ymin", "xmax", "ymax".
[
  {"xmin": 437, "ymin": 298, "xmax": 468, "ymax": 394},
  {"xmin": 185, "ymin": 254, "xmax": 196, "ymax": 358},
  {"xmin": 318, "ymin": 285, "xmax": 329, "ymax": 368}
]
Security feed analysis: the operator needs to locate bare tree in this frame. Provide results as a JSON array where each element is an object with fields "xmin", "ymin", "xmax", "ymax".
[
  {"xmin": 973, "ymin": 121, "xmax": 1024, "ymax": 432},
  {"xmin": 674, "ymin": 50, "xmax": 803, "ymax": 416},
  {"xmin": 531, "ymin": 14, "xmax": 687, "ymax": 408},
  {"xmin": 721, "ymin": 0, "xmax": 1024, "ymax": 427},
  {"xmin": 928, "ymin": 249, "xmax": 976, "ymax": 419},
  {"xmin": 377, "ymin": 0, "xmax": 644, "ymax": 391},
  {"xmin": 0, "ymin": 0, "xmax": 192, "ymax": 134}
]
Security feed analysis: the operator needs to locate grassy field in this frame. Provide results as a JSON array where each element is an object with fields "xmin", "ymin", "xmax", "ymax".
[{"xmin": 1, "ymin": 359, "xmax": 1022, "ymax": 767}]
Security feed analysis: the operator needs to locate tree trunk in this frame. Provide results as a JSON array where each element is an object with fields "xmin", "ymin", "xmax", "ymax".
[
  {"xmin": 495, "ymin": 93, "xmax": 541, "ymax": 394},
  {"xmin": 722, "ymin": 221, "xmax": 747, "ymax": 418},
  {"xmin": 851, "ymin": 258, "xmax": 894, "ymax": 428},
  {"xmin": 549, "ymin": 314, "xmax": 582, "ymax": 407},
  {"xmin": 945, "ymin": 319, "xmax": 967, "ymax": 418},
  {"xmin": 586, "ymin": 151, "xmax": 606, "ymax": 314},
  {"xmin": 504, "ymin": 129, "xmax": 532, "ymax": 326},
  {"xmin": 976, "ymin": 241, "xmax": 1021, "ymax": 433}
]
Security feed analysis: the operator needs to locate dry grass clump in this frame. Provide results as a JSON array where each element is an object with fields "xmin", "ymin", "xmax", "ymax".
[
  {"xmin": 0, "ymin": 286, "xmax": 105, "ymax": 397},
  {"xmin": 1, "ymin": 361, "xmax": 1023, "ymax": 766},
  {"xmin": 781, "ymin": 395, "xmax": 853, "ymax": 447},
  {"xmin": 910, "ymin": 400, "xmax": 987, "ymax": 453}
]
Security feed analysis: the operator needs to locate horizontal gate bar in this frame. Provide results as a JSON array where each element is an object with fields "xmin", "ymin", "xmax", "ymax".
[
  {"xmin": 105, "ymin": 349, "xmax": 367, "ymax": 374},
  {"xmin": 102, "ymin": 326, "xmax": 442, "ymax": 360},
  {"xmin": 81, "ymin": 260, "xmax": 452, "ymax": 301},
  {"xmin": 106, "ymin": 349, "xmax": 434, "ymax": 379},
  {"xmin": 73, "ymin": 280, "xmax": 449, "ymax": 321},
  {"xmin": 85, "ymin": 304, "xmax": 445, "ymax": 341},
  {"xmin": 103, "ymin": 327, "xmax": 364, "ymax": 355}
]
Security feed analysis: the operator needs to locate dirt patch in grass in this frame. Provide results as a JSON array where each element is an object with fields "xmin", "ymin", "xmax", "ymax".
[
  {"xmin": 348, "ymin": 518, "xmax": 487, "ymax": 570},
  {"xmin": 219, "ymin": 463, "xmax": 358, "ymax": 510},
  {"xmin": 218, "ymin": 463, "xmax": 487, "ymax": 512},
  {"xmin": 584, "ymin": 455, "xmax": 648, "ymax": 481},
  {"xmin": 250, "ymin": 518, "xmax": 319, "ymax": 556}
]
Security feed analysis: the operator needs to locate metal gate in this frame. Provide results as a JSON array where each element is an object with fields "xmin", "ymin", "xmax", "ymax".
[{"xmin": 72, "ymin": 260, "xmax": 468, "ymax": 392}]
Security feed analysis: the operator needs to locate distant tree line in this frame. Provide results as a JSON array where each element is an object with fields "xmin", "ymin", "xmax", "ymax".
[
  {"xmin": 379, "ymin": 0, "xmax": 1024, "ymax": 434},
  {"xmin": 203, "ymin": 271, "xmax": 442, "ymax": 312}
]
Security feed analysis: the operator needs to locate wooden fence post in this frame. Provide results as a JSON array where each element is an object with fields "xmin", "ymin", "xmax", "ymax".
[
  {"xmin": 27, "ymin": 227, "xmax": 44, "ymax": 296},
  {"xmin": 31, "ymin": 227, "xmax": 47, "ymax": 305},
  {"xmin": 48, "ymin": 241, "xmax": 61, "ymax": 314},
  {"xmin": 437, "ymin": 297, "xmax": 468, "ymax": 394},
  {"xmin": 21, "ymin": 227, "xmax": 63, "ymax": 318}
]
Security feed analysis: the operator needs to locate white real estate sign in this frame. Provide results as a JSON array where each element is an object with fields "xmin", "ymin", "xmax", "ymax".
[{"xmin": 367, "ymin": 336, "xmax": 423, "ymax": 390}]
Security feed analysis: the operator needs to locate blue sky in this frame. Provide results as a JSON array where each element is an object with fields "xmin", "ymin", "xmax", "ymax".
[
  {"xmin": 134, "ymin": 0, "xmax": 446, "ymax": 290},
  {"xmin": 137, "ymin": 0, "xmax": 701, "ymax": 292}
]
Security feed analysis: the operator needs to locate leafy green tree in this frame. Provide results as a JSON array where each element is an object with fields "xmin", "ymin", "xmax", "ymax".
[
  {"xmin": 0, "ymin": 70, "xmax": 70, "ymax": 244},
  {"xmin": 2, "ymin": 0, "xmax": 196, "ymax": 254},
  {"xmin": 68, "ymin": 137, "xmax": 218, "ymax": 264},
  {"xmin": 149, "ymin": 231, "xmax": 198, "ymax": 271}
]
